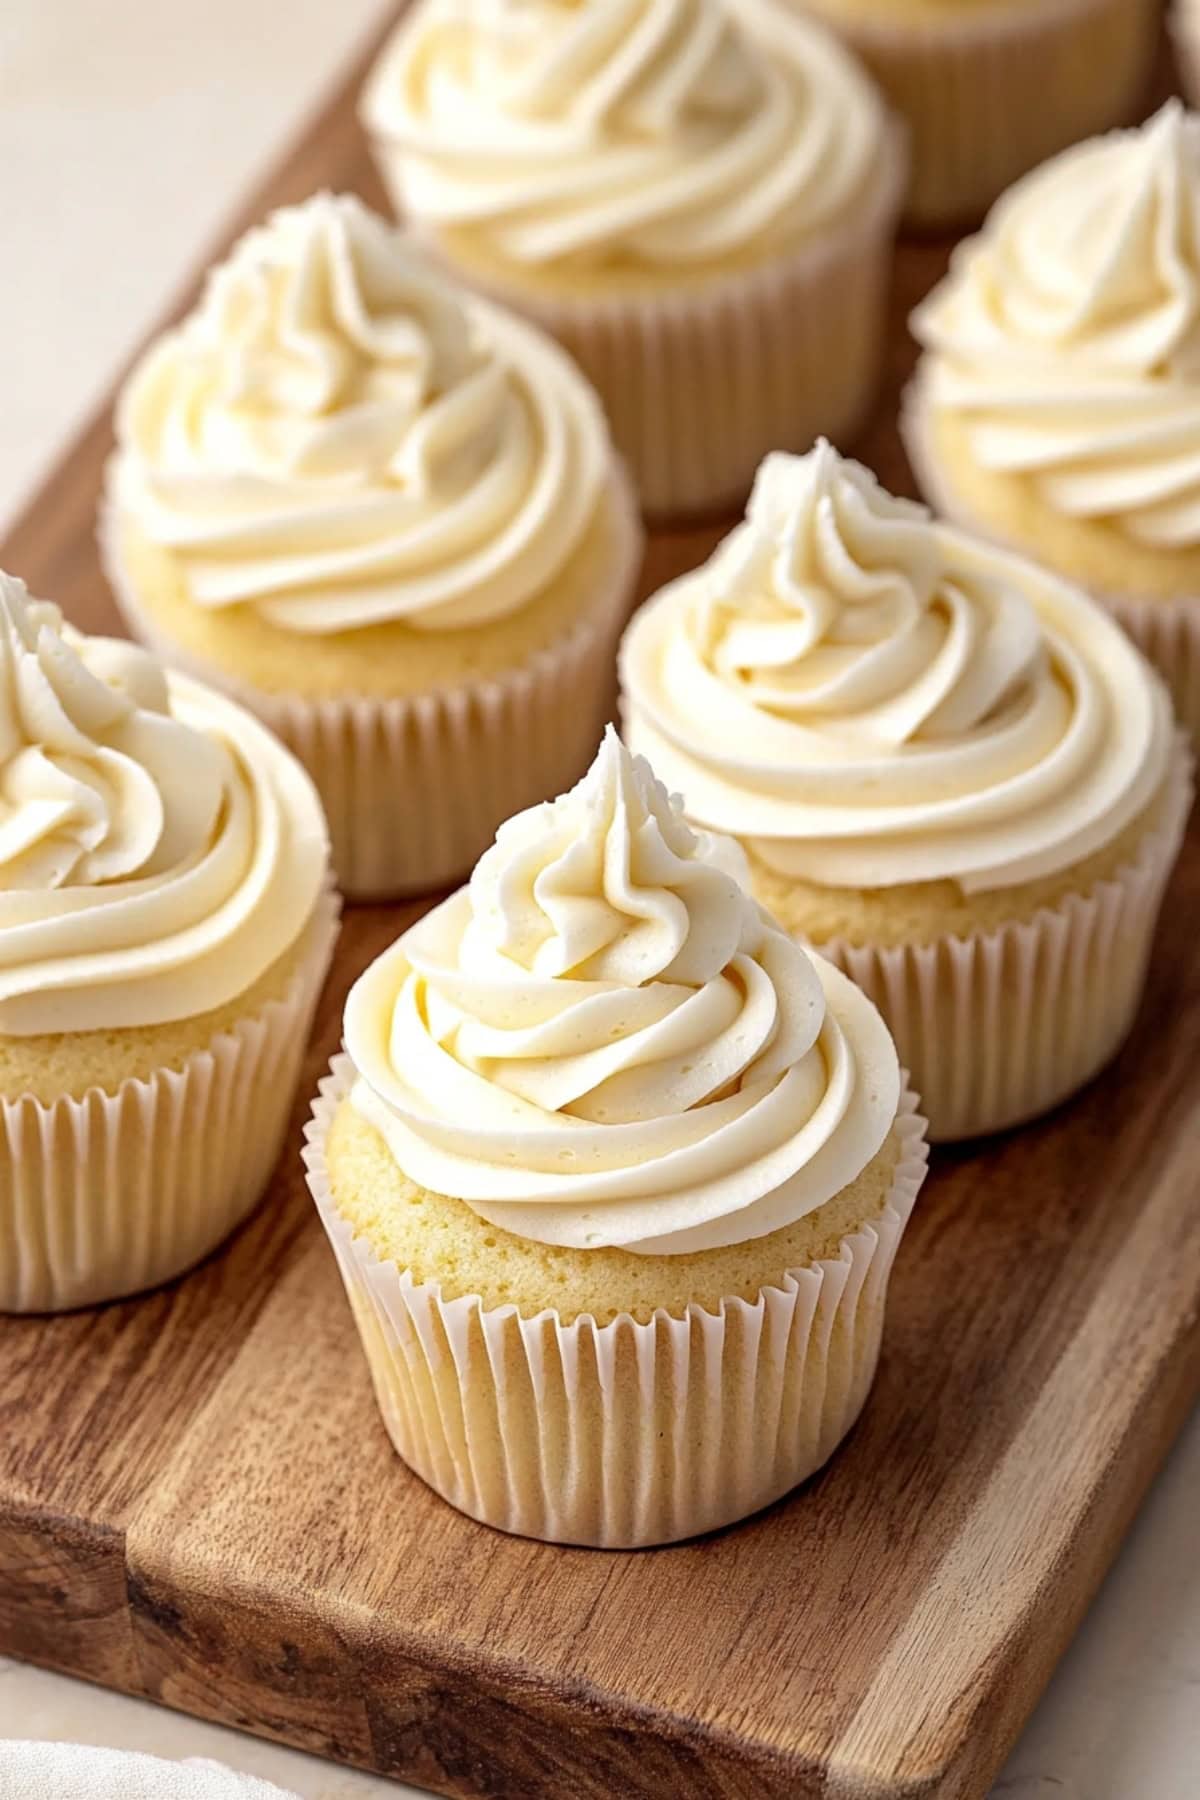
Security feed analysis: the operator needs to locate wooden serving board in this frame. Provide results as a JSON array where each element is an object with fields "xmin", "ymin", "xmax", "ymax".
[{"xmin": 2, "ymin": 17, "xmax": 1198, "ymax": 1800}]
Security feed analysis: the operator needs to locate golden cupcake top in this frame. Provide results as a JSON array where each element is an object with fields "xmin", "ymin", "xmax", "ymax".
[
  {"xmin": 344, "ymin": 728, "xmax": 899, "ymax": 1254},
  {"xmin": 620, "ymin": 443, "xmax": 1174, "ymax": 890},
  {"xmin": 110, "ymin": 193, "xmax": 613, "ymax": 632},
  {"xmin": 0, "ymin": 572, "xmax": 329, "ymax": 1033},
  {"xmin": 911, "ymin": 103, "xmax": 1200, "ymax": 553},
  {"xmin": 361, "ymin": 0, "xmax": 886, "ymax": 274}
]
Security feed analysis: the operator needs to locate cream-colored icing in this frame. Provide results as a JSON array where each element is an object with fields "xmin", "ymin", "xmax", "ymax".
[
  {"xmin": 113, "ymin": 193, "xmax": 611, "ymax": 631},
  {"xmin": 620, "ymin": 444, "xmax": 1173, "ymax": 891},
  {"xmin": 913, "ymin": 103, "xmax": 1200, "ymax": 551},
  {"xmin": 0, "ymin": 573, "xmax": 329, "ymax": 1034},
  {"xmin": 362, "ymin": 0, "xmax": 885, "ymax": 272},
  {"xmin": 345, "ymin": 728, "xmax": 899, "ymax": 1254}
]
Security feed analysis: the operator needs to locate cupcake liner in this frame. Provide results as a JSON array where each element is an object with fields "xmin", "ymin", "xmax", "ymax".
[
  {"xmin": 0, "ymin": 884, "xmax": 340, "ymax": 1314},
  {"xmin": 1100, "ymin": 589, "xmax": 1200, "ymax": 749},
  {"xmin": 903, "ymin": 390, "xmax": 1200, "ymax": 748},
  {"xmin": 99, "ymin": 478, "xmax": 642, "ymax": 900},
  {"xmin": 303, "ymin": 1058, "xmax": 929, "ymax": 1548},
  {"xmin": 807, "ymin": 742, "xmax": 1192, "ymax": 1144},
  {"xmin": 814, "ymin": 0, "xmax": 1158, "ymax": 228},
  {"xmin": 376, "ymin": 142, "xmax": 906, "ymax": 521}
]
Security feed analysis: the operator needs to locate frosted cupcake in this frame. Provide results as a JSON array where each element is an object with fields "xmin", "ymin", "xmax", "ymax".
[
  {"xmin": 304, "ymin": 729, "xmax": 927, "ymax": 1547},
  {"xmin": 360, "ymin": 0, "xmax": 902, "ymax": 518},
  {"xmin": 908, "ymin": 104, "xmax": 1200, "ymax": 746},
  {"xmin": 0, "ymin": 573, "xmax": 336, "ymax": 1313},
  {"xmin": 621, "ymin": 445, "xmax": 1191, "ymax": 1142},
  {"xmin": 750, "ymin": 0, "xmax": 1158, "ymax": 227},
  {"xmin": 103, "ymin": 193, "xmax": 642, "ymax": 899}
]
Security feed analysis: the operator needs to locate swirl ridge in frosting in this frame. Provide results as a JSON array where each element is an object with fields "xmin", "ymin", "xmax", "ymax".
[
  {"xmin": 362, "ymin": 0, "xmax": 884, "ymax": 272},
  {"xmin": 345, "ymin": 727, "xmax": 898, "ymax": 1254},
  {"xmin": 620, "ymin": 443, "xmax": 1174, "ymax": 892},
  {"xmin": 0, "ymin": 571, "xmax": 329, "ymax": 1035},
  {"xmin": 113, "ymin": 193, "xmax": 612, "ymax": 631},
  {"xmin": 912, "ymin": 102, "xmax": 1200, "ymax": 550}
]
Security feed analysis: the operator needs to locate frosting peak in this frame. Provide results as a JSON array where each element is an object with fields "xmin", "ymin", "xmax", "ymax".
[
  {"xmin": 345, "ymin": 729, "xmax": 899, "ymax": 1255},
  {"xmin": 362, "ymin": 0, "xmax": 884, "ymax": 271},
  {"xmin": 465, "ymin": 727, "xmax": 749, "ymax": 986},
  {"xmin": 621, "ymin": 444, "xmax": 1174, "ymax": 892},
  {"xmin": 113, "ymin": 193, "xmax": 611, "ymax": 631},
  {"xmin": 912, "ymin": 103, "xmax": 1200, "ymax": 548},
  {"xmin": 700, "ymin": 447, "xmax": 1045, "ymax": 752},
  {"xmin": 0, "ymin": 572, "xmax": 329, "ymax": 1035}
]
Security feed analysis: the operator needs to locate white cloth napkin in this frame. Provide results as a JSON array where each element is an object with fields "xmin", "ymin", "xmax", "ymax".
[{"xmin": 0, "ymin": 1743, "xmax": 301, "ymax": 1799}]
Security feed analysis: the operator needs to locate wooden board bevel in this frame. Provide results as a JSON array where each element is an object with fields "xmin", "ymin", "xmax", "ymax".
[{"xmin": 1, "ymin": 17, "xmax": 1198, "ymax": 1800}]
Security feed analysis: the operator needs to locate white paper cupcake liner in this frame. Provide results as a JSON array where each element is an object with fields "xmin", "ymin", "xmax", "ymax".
[
  {"xmin": 0, "ymin": 885, "xmax": 340, "ymax": 1314},
  {"xmin": 812, "ymin": 0, "xmax": 1158, "ymax": 227},
  {"xmin": 1100, "ymin": 589, "xmax": 1200, "ymax": 749},
  {"xmin": 808, "ymin": 743, "xmax": 1192, "ymax": 1144},
  {"xmin": 303, "ymin": 1058, "xmax": 929, "ymax": 1548},
  {"xmin": 903, "ymin": 390, "xmax": 1200, "ymax": 749},
  {"xmin": 100, "ymin": 479, "xmax": 642, "ymax": 900},
  {"xmin": 378, "ymin": 143, "xmax": 905, "ymax": 521}
]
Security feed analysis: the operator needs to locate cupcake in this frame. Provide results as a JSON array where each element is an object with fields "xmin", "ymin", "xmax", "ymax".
[
  {"xmin": 360, "ymin": 0, "xmax": 903, "ymax": 518},
  {"xmin": 620, "ymin": 444, "xmax": 1191, "ymax": 1142},
  {"xmin": 907, "ymin": 104, "xmax": 1200, "ymax": 746},
  {"xmin": 751, "ymin": 0, "xmax": 1158, "ymax": 228},
  {"xmin": 102, "ymin": 193, "xmax": 642, "ymax": 899},
  {"xmin": 0, "ymin": 573, "xmax": 337, "ymax": 1313},
  {"xmin": 304, "ymin": 729, "xmax": 927, "ymax": 1547}
]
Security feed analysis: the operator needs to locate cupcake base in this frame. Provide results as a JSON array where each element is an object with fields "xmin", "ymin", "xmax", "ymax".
[
  {"xmin": 0, "ymin": 885, "xmax": 340, "ymax": 1314},
  {"xmin": 100, "ymin": 474, "xmax": 643, "ymax": 901},
  {"xmin": 383, "ymin": 146, "xmax": 906, "ymax": 521},
  {"xmin": 753, "ymin": 745, "xmax": 1192, "ymax": 1143},
  {"xmin": 304, "ymin": 1059, "xmax": 928, "ymax": 1548},
  {"xmin": 799, "ymin": 0, "xmax": 1158, "ymax": 227}
]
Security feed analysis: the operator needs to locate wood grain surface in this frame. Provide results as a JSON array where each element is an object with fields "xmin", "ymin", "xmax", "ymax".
[{"xmin": 1, "ymin": 17, "xmax": 1198, "ymax": 1800}]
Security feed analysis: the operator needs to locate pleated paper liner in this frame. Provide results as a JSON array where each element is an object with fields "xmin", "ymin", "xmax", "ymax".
[
  {"xmin": 304, "ymin": 1057, "xmax": 929, "ymax": 1549},
  {"xmin": 372, "ymin": 141, "xmax": 906, "ymax": 521},
  {"xmin": 99, "ymin": 478, "xmax": 643, "ymax": 901},
  {"xmin": 1097, "ymin": 589, "xmax": 1200, "ymax": 750},
  {"xmin": 807, "ymin": 742, "xmax": 1192, "ymax": 1144},
  {"xmin": 0, "ymin": 883, "xmax": 340, "ymax": 1314},
  {"xmin": 904, "ymin": 393, "xmax": 1200, "ymax": 750},
  {"xmin": 805, "ymin": 0, "xmax": 1159, "ymax": 228}
]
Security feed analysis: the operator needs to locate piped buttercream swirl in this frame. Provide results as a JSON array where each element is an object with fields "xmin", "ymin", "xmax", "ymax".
[
  {"xmin": 112, "ymin": 193, "xmax": 611, "ymax": 631},
  {"xmin": 345, "ymin": 728, "xmax": 898, "ymax": 1254},
  {"xmin": 912, "ymin": 102, "xmax": 1200, "ymax": 550},
  {"xmin": 362, "ymin": 0, "xmax": 884, "ymax": 272},
  {"xmin": 620, "ymin": 444, "xmax": 1173, "ymax": 891},
  {"xmin": 0, "ymin": 572, "xmax": 329, "ymax": 1035}
]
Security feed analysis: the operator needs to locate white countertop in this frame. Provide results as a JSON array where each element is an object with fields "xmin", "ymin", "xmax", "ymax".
[{"xmin": 0, "ymin": 4, "xmax": 1197, "ymax": 1795}]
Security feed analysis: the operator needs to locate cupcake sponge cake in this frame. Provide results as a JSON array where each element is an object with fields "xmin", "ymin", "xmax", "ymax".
[
  {"xmin": 104, "ymin": 193, "xmax": 641, "ymax": 897},
  {"xmin": 621, "ymin": 444, "xmax": 1190, "ymax": 1140},
  {"xmin": 0, "ymin": 572, "xmax": 336, "ymax": 1311},
  {"xmin": 306, "ymin": 729, "xmax": 927, "ymax": 1545},
  {"xmin": 907, "ymin": 104, "xmax": 1200, "ymax": 742}
]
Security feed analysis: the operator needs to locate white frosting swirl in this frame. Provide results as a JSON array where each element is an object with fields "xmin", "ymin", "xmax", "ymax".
[
  {"xmin": 912, "ymin": 103, "xmax": 1200, "ymax": 550},
  {"xmin": 0, "ymin": 573, "xmax": 329, "ymax": 1035},
  {"xmin": 345, "ymin": 728, "xmax": 898, "ymax": 1255},
  {"xmin": 362, "ymin": 0, "xmax": 884, "ymax": 271},
  {"xmin": 620, "ymin": 444, "xmax": 1173, "ymax": 892},
  {"xmin": 113, "ymin": 193, "xmax": 611, "ymax": 631}
]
